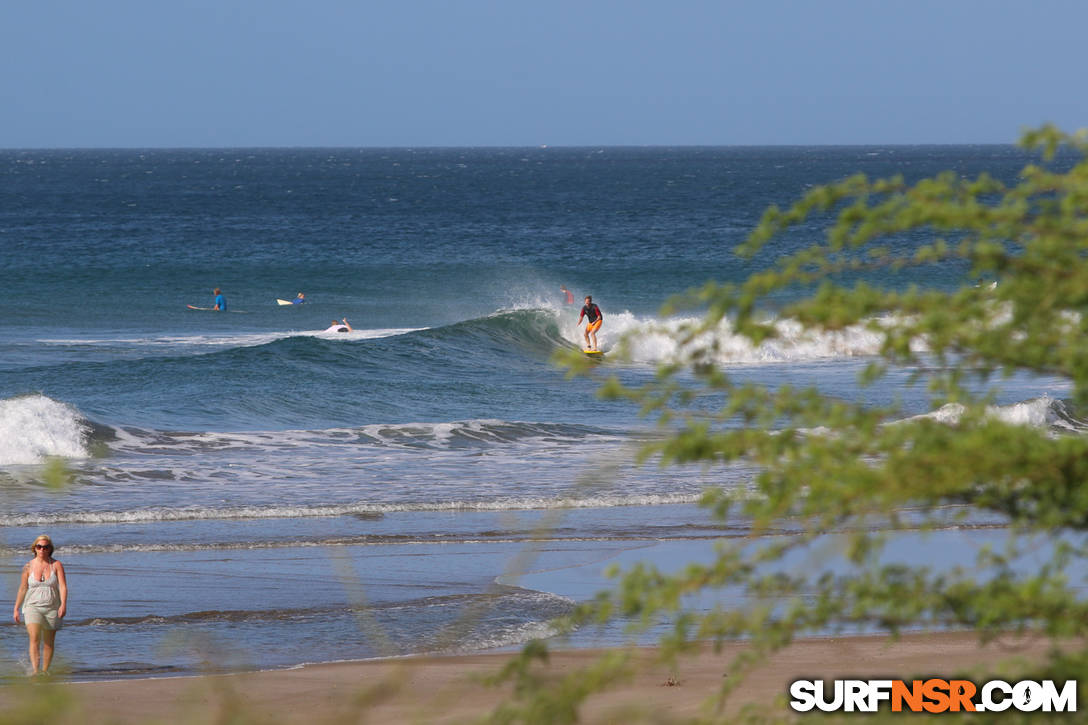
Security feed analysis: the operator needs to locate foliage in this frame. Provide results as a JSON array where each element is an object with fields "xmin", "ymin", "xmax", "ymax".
[{"xmin": 495, "ymin": 125, "xmax": 1088, "ymax": 721}]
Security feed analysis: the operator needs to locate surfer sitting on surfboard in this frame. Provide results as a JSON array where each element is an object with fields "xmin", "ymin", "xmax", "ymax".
[
  {"xmin": 275, "ymin": 293, "xmax": 306, "ymax": 306},
  {"xmin": 213, "ymin": 288, "xmax": 226, "ymax": 311},
  {"xmin": 325, "ymin": 318, "xmax": 352, "ymax": 333},
  {"xmin": 578, "ymin": 295, "xmax": 603, "ymax": 351}
]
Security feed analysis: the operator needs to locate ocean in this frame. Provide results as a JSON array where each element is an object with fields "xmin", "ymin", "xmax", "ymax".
[{"xmin": 0, "ymin": 145, "xmax": 1074, "ymax": 679}]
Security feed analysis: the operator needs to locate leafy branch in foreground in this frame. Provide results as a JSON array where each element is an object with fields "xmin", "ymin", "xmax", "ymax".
[{"xmin": 494, "ymin": 126, "xmax": 1088, "ymax": 722}]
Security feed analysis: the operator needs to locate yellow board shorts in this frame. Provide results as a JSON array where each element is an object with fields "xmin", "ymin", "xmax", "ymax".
[{"xmin": 587, "ymin": 319, "xmax": 602, "ymax": 333}]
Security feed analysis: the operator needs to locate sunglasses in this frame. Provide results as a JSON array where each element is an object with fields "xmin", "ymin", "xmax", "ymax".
[{"xmin": 35, "ymin": 544, "xmax": 50, "ymax": 549}]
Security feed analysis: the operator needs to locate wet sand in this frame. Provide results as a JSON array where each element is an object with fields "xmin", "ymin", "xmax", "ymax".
[{"xmin": 1, "ymin": 631, "xmax": 1057, "ymax": 724}]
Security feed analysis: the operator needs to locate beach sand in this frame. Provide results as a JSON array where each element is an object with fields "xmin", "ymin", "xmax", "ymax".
[{"xmin": 1, "ymin": 631, "xmax": 1057, "ymax": 723}]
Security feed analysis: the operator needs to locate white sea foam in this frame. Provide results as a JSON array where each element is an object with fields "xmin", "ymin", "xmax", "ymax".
[
  {"xmin": 104, "ymin": 418, "xmax": 624, "ymax": 455},
  {"xmin": 38, "ymin": 327, "xmax": 422, "ymax": 349},
  {"xmin": 429, "ymin": 299, "xmax": 913, "ymax": 366},
  {"xmin": 910, "ymin": 395, "xmax": 1088, "ymax": 432},
  {"xmin": 0, "ymin": 395, "xmax": 90, "ymax": 465},
  {"xmin": 0, "ymin": 493, "xmax": 702, "ymax": 526},
  {"xmin": 312, "ymin": 327, "xmax": 421, "ymax": 340},
  {"xmin": 0, "ymin": 533, "xmax": 704, "ymax": 557},
  {"xmin": 456, "ymin": 616, "xmax": 566, "ymax": 653},
  {"xmin": 548, "ymin": 304, "xmax": 922, "ymax": 365},
  {"xmin": 627, "ymin": 314, "xmax": 918, "ymax": 365}
]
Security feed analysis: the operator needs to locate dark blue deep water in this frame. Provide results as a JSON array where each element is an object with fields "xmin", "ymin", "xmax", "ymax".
[{"xmin": 0, "ymin": 146, "xmax": 1068, "ymax": 679}]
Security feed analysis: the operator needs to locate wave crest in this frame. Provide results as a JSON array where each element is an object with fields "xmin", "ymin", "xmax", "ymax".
[
  {"xmin": 0, "ymin": 395, "xmax": 92, "ymax": 465},
  {"xmin": 914, "ymin": 395, "xmax": 1088, "ymax": 432}
]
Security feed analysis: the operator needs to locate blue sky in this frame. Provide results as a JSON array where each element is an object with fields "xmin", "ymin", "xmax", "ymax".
[{"xmin": 2, "ymin": 0, "xmax": 1085, "ymax": 147}]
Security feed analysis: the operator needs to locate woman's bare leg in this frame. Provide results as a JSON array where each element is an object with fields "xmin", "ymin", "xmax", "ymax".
[
  {"xmin": 26, "ymin": 623, "xmax": 41, "ymax": 674},
  {"xmin": 41, "ymin": 628, "xmax": 57, "ymax": 673}
]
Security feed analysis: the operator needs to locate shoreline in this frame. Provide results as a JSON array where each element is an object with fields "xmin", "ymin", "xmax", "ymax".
[{"xmin": 2, "ymin": 631, "xmax": 1059, "ymax": 723}]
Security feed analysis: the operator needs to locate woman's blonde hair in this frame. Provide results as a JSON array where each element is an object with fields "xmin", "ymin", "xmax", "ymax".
[{"xmin": 31, "ymin": 535, "xmax": 54, "ymax": 554}]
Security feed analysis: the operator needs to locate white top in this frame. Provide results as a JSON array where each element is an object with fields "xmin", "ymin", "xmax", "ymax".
[{"xmin": 24, "ymin": 567, "xmax": 60, "ymax": 609}]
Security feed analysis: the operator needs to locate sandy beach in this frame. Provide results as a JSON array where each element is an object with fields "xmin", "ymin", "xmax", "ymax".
[{"xmin": 0, "ymin": 631, "xmax": 1057, "ymax": 724}]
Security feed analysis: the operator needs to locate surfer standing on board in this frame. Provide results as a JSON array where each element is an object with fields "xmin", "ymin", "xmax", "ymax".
[
  {"xmin": 578, "ymin": 295, "xmax": 603, "ymax": 351},
  {"xmin": 213, "ymin": 288, "xmax": 227, "ymax": 311}
]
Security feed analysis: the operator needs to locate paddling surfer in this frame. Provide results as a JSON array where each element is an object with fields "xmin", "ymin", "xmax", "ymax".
[{"xmin": 325, "ymin": 318, "xmax": 352, "ymax": 333}]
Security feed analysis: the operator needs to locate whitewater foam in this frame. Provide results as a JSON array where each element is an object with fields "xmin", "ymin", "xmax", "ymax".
[
  {"xmin": 99, "ymin": 419, "xmax": 625, "ymax": 457},
  {"xmin": 624, "ymin": 314, "xmax": 913, "ymax": 365},
  {"xmin": 0, "ymin": 395, "xmax": 91, "ymax": 465},
  {"xmin": 39, "ymin": 327, "xmax": 422, "ymax": 349},
  {"xmin": 0, "ymin": 493, "xmax": 702, "ymax": 526},
  {"xmin": 548, "ymin": 305, "xmax": 924, "ymax": 366},
  {"xmin": 908, "ymin": 395, "xmax": 1088, "ymax": 432},
  {"xmin": 453, "ymin": 615, "xmax": 566, "ymax": 653},
  {"xmin": 313, "ymin": 327, "xmax": 421, "ymax": 340}
]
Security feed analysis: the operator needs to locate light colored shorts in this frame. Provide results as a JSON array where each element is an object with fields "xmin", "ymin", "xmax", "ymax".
[{"xmin": 23, "ymin": 605, "xmax": 62, "ymax": 631}]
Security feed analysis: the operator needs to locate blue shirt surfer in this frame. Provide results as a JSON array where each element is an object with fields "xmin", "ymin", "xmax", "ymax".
[
  {"xmin": 291, "ymin": 293, "xmax": 305, "ymax": 304},
  {"xmin": 213, "ymin": 288, "xmax": 226, "ymax": 311}
]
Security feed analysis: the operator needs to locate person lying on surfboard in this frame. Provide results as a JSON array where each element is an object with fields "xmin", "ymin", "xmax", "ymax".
[
  {"xmin": 578, "ymin": 295, "xmax": 603, "ymax": 351},
  {"xmin": 291, "ymin": 293, "xmax": 305, "ymax": 304},
  {"xmin": 324, "ymin": 318, "xmax": 352, "ymax": 333}
]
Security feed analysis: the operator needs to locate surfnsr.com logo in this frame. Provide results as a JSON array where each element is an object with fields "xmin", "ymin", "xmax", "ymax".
[{"xmin": 789, "ymin": 679, "xmax": 1077, "ymax": 713}]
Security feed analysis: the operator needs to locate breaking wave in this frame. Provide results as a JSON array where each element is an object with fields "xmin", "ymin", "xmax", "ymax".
[
  {"xmin": 908, "ymin": 395, "xmax": 1088, "ymax": 432},
  {"xmin": 0, "ymin": 394, "xmax": 94, "ymax": 465}
]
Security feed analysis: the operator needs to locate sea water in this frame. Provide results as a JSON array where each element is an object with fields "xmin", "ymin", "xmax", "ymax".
[{"xmin": 0, "ymin": 146, "xmax": 1074, "ymax": 679}]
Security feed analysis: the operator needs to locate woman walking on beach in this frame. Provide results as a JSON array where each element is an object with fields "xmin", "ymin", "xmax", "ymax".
[{"xmin": 12, "ymin": 534, "xmax": 68, "ymax": 675}]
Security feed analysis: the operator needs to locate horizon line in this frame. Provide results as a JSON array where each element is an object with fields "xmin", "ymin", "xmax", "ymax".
[{"xmin": 0, "ymin": 141, "xmax": 1028, "ymax": 152}]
